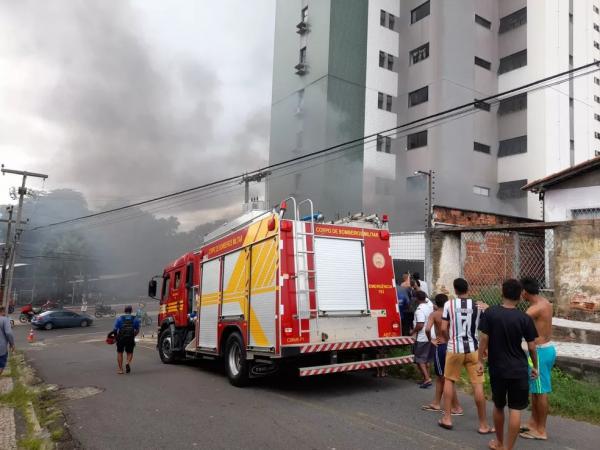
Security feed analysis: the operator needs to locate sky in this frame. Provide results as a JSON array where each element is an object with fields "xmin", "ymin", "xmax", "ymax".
[{"xmin": 0, "ymin": 0, "xmax": 276, "ymax": 230}]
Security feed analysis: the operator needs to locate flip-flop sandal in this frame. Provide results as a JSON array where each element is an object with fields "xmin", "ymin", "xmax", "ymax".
[
  {"xmin": 438, "ymin": 420, "xmax": 453, "ymax": 430},
  {"xmin": 419, "ymin": 381, "xmax": 433, "ymax": 388},
  {"xmin": 478, "ymin": 428, "xmax": 496, "ymax": 435},
  {"xmin": 520, "ymin": 431, "xmax": 547, "ymax": 440},
  {"xmin": 126, "ymin": 364, "xmax": 131, "ymax": 374},
  {"xmin": 117, "ymin": 370, "xmax": 124, "ymax": 375},
  {"xmin": 519, "ymin": 426, "xmax": 530, "ymax": 433},
  {"xmin": 450, "ymin": 410, "xmax": 464, "ymax": 416},
  {"xmin": 421, "ymin": 405, "xmax": 441, "ymax": 412}
]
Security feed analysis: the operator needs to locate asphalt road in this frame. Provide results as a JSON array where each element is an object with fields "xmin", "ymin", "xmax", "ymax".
[{"xmin": 11, "ymin": 320, "xmax": 600, "ymax": 450}]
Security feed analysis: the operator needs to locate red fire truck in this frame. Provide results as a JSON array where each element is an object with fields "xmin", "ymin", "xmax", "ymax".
[{"xmin": 148, "ymin": 198, "xmax": 413, "ymax": 386}]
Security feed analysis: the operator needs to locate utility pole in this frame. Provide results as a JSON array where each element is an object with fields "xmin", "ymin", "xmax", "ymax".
[
  {"xmin": 1, "ymin": 206, "xmax": 14, "ymax": 303},
  {"xmin": 1, "ymin": 165, "xmax": 48, "ymax": 308},
  {"xmin": 414, "ymin": 169, "xmax": 435, "ymax": 228}
]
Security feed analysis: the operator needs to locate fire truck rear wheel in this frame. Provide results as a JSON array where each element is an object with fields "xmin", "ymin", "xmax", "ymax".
[
  {"xmin": 158, "ymin": 330, "xmax": 181, "ymax": 364},
  {"xmin": 224, "ymin": 332, "xmax": 249, "ymax": 387}
]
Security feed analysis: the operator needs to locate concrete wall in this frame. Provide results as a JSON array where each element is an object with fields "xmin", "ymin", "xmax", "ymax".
[
  {"xmin": 545, "ymin": 185, "xmax": 600, "ymax": 221},
  {"xmin": 554, "ymin": 220, "xmax": 600, "ymax": 320}
]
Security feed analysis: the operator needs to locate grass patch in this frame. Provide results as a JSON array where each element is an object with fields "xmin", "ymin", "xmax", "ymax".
[
  {"xmin": 17, "ymin": 437, "xmax": 44, "ymax": 450},
  {"xmin": 0, "ymin": 352, "xmax": 70, "ymax": 448},
  {"xmin": 389, "ymin": 346, "xmax": 600, "ymax": 425},
  {"xmin": 456, "ymin": 365, "xmax": 600, "ymax": 425}
]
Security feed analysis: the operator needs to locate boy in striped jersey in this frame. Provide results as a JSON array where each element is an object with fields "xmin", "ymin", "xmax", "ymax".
[{"xmin": 438, "ymin": 278, "xmax": 494, "ymax": 434}]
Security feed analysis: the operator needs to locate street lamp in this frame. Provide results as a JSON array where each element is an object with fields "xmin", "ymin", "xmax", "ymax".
[{"xmin": 414, "ymin": 170, "xmax": 435, "ymax": 228}]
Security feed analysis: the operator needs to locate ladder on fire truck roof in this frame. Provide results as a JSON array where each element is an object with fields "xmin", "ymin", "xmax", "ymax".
[{"xmin": 282, "ymin": 197, "xmax": 319, "ymax": 337}]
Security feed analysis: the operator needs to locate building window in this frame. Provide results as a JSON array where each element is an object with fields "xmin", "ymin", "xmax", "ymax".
[
  {"xmin": 595, "ymin": 95, "xmax": 600, "ymax": 103},
  {"xmin": 595, "ymin": 113, "xmax": 600, "ymax": 121},
  {"xmin": 498, "ymin": 135, "xmax": 527, "ymax": 157},
  {"xmin": 499, "ymin": 7, "xmax": 527, "ymax": 34},
  {"xmin": 569, "ymin": 55, "xmax": 574, "ymax": 66},
  {"xmin": 380, "ymin": 10, "xmax": 396, "ymax": 30},
  {"xmin": 299, "ymin": 46, "xmax": 307, "ymax": 64},
  {"xmin": 409, "ymin": 43, "xmax": 430, "ymax": 65},
  {"xmin": 497, "ymin": 179, "xmax": 527, "ymax": 199},
  {"xmin": 595, "ymin": 5, "xmax": 600, "ymax": 14},
  {"xmin": 498, "ymin": 49, "xmax": 527, "ymax": 74},
  {"xmin": 378, "ymin": 92, "xmax": 393, "ymax": 112},
  {"xmin": 497, "ymin": 93, "xmax": 527, "ymax": 115},
  {"xmin": 474, "ymin": 56, "xmax": 492, "ymax": 70},
  {"xmin": 595, "ymin": 41, "xmax": 600, "ymax": 49},
  {"xmin": 595, "ymin": 23, "xmax": 600, "ymax": 31},
  {"xmin": 301, "ymin": 6, "xmax": 308, "ymax": 23},
  {"xmin": 595, "ymin": 77, "xmax": 600, "ymax": 85},
  {"xmin": 595, "ymin": 131, "xmax": 600, "ymax": 139},
  {"xmin": 474, "ymin": 142, "xmax": 491, "ymax": 154},
  {"xmin": 407, "ymin": 130, "xmax": 428, "ymax": 150},
  {"xmin": 411, "ymin": 1, "xmax": 430, "ymax": 24},
  {"xmin": 379, "ymin": 51, "xmax": 395, "ymax": 71},
  {"xmin": 473, "ymin": 186, "xmax": 490, "ymax": 196},
  {"xmin": 388, "ymin": 13, "xmax": 396, "ymax": 30},
  {"xmin": 475, "ymin": 14, "xmax": 492, "ymax": 29},
  {"xmin": 572, "ymin": 208, "xmax": 600, "ymax": 219},
  {"xmin": 408, "ymin": 86, "xmax": 429, "ymax": 107},
  {"xmin": 376, "ymin": 135, "xmax": 392, "ymax": 153}
]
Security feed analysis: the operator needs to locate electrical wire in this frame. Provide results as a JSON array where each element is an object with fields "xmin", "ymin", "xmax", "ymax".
[{"xmin": 28, "ymin": 60, "xmax": 600, "ymax": 231}]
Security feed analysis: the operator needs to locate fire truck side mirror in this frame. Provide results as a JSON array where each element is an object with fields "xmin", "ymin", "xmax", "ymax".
[{"xmin": 148, "ymin": 280, "xmax": 157, "ymax": 299}]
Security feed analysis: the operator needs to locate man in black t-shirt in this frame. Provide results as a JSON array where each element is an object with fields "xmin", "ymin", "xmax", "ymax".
[{"xmin": 477, "ymin": 279, "xmax": 538, "ymax": 450}]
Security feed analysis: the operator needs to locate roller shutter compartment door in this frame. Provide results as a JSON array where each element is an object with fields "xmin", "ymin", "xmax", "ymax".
[
  {"xmin": 314, "ymin": 237, "xmax": 369, "ymax": 313},
  {"xmin": 198, "ymin": 259, "xmax": 220, "ymax": 349}
]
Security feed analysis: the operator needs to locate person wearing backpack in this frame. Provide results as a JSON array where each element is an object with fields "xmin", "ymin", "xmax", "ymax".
[{"xmin": 112, "ymin": 305, "xmax": 141, "ymax": 374}]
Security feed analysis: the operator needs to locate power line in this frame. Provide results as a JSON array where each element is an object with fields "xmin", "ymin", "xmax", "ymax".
[{"xmin": 30, "ymin": 60, "xmax": 600, "ymax": 231}]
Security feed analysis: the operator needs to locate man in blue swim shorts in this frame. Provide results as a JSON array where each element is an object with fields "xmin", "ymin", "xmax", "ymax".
[{"xmin": 520, "ymin": 277, "xmax": 556, "ymax": 441}]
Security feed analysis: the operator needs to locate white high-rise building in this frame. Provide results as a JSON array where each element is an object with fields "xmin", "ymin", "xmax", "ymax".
[{"xmin": 268, "ymin": 0, "xmax": 600, "ymax": 231}]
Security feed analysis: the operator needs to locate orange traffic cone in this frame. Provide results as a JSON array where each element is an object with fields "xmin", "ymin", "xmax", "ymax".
[{"xmin": 27, "ymin": 328, "xmax": 35, "ymax": 343}]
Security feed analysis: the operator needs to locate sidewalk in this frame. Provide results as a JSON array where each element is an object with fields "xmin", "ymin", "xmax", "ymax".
[{"xmin": 0, "ymin": 369, "xmax": 17, "ymax": 450}]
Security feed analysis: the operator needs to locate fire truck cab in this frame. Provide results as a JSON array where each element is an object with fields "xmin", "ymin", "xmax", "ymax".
[{"xmin": 149, "ymin": 198, "xmax": 413, "ymax": 386}]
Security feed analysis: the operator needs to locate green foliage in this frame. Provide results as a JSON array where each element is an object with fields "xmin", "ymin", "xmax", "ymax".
[{"xmin": 16, "ymin": 437, "xmax": 43, "ymax": 450}]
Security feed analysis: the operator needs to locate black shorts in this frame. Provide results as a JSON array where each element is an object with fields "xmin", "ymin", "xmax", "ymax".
[
  {"xmin": 490, "ymin": 376, "xmax": 529, "ymax": 410},
  {"xmin": 116, "ymin": 338, "xmax": 135, "ymax": 354}
]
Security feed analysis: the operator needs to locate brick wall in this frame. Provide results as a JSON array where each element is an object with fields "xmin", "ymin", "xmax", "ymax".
[{"xmin": 433, "ymin": 206, "xmax": 532, "ymax": 227}]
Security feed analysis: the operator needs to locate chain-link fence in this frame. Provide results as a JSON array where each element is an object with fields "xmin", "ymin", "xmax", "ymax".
[{"xmin": 459, "ymin": 229, "xmax": 554, "ymax": 309}]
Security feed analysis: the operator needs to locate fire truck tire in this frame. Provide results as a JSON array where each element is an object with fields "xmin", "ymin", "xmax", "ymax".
[
  {"xmin": 158, "ymin": 329, "xmax": 182, "ymax": 364},
  {"xmin": 224, "ymin": 333, "xmax": 249, "ymax": 387}
]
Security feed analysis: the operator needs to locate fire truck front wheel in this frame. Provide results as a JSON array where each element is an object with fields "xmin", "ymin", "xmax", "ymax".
[
  {"xmin": 158, "ymin": 329, "xmax": 182, "ymax": 364},
  {"xmin": 224, "ymin": 332, "xmax": 249, "ymax": 387}
]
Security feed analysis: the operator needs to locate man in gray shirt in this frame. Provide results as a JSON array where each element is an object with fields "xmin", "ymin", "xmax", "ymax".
[{"xmin": 0, "ymin": 305, "xmax": 15, "ymax": 375}]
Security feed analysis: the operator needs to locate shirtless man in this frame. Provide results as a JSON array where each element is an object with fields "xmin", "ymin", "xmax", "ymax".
[
  {"xmin": 519, "ymin": 277, "xmax": 555, "ymax": 441},
  {"xmin": 422, "ymin": 294, "xmax": 463, "ymax": 415}
]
